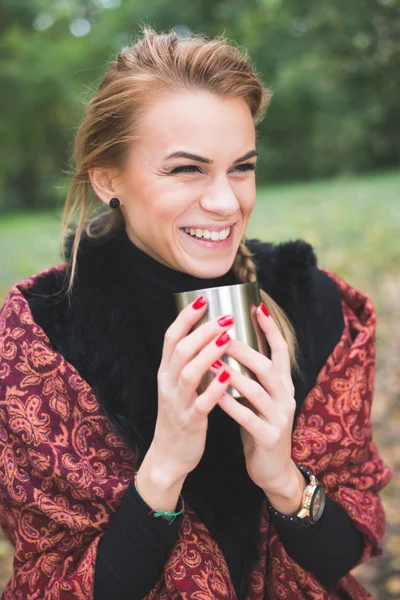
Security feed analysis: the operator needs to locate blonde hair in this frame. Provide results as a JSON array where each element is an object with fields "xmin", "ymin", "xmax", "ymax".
[{"xmin": 61, "ymin": 25, "xmax": 301, "ymax": 376}]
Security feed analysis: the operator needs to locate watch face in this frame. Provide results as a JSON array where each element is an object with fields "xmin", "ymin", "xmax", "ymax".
[{"xmin": 310, "ymin": 484, "xmax": 326, "ymax": 523}]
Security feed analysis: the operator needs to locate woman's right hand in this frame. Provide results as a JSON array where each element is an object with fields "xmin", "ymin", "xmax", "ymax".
[{"xmin": 150, "ymin": 296, "xmax": 234, "ymax": 483}]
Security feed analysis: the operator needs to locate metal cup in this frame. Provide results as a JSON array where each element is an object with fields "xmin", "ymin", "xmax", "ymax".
[{"xmin": 174, "ymin": 281, "xmax": 269, "ymax": 398}]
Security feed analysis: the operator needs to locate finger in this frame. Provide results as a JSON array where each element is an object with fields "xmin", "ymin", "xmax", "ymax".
[
  {"xmin": 257, "ymin": 303, "xmax": 292, "ymax": 385},
  {"xmin": 209, "ymin": 360, "xmax": 274, "ymax": 421},
  {"xmin": 217, "ymin": 392, "xmax": 272, "ymax": 441},
  {"xmin": 222, "ymin": 338, "xmax": 284, "ymax": 399},
  {"xmin": 160, "ymin": 296, "xmax": 208, "ymax": 371},
  {"xmin": 193, "ymin": 368, "xmax": 231, "ymax": 416},
  {"xmin": 169, "ymin": 315, "xmax": 233, "ymax": 388},
  {"xmin": 177, "ymin": 329, "xmax": 232, "ymax": 406}
]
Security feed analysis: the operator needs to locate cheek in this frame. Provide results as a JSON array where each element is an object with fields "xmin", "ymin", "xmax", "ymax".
[
  {"xmin": 238, "ymin": 181, "xmax": 256, "ymax": 213},
  {"xmin": 144, "ymin": 180, "xmax": 195, "ymax": 225}
]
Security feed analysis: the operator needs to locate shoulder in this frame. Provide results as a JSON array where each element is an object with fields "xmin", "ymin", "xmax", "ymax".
[
  {"xmin": 307, "ymin": 266, "xmax": 345, "ymax": 377},
  {"xmin": 0, "ymin": 265, "xmax": 69, "ymax": 352},
  {"xmin": 245, "ymin": 237, "xmax": 344, "ymax": 372},
  {"xmin": 245, "ymin": 236, "xmax": 342, "ymax": 316}
]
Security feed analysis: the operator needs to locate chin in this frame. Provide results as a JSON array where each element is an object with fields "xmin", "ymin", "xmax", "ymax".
[{"xmin": 188, "ymin": 259, "xmax": 234, "ymax": 280}]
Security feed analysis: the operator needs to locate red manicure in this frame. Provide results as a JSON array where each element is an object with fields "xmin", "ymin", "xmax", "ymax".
[
  {"xmin": 218, "ymin": 370, "xmax": 230, "ymax": 383},
  {"xmin": 211, "ymin": 359, "xmax": 223, "ymax": 369},
  {"xmin": 260, "ymin": 302, "xmax": 269, "ymax": 317},
  {"xmin": 215, "ymin": 332, "xmax": 231, "ymax": 346},
  {"xmin": 217, "ymin": 314, "xmax": 234, "ymax": 327},
  {"xmin": 192, "ymin": 296, "xmax": 206, "ymax": 310}
]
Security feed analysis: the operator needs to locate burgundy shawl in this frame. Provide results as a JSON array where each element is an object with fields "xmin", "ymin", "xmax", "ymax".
[{"xmin": 0, "ymin": 264, "xmax": 392, "ymax": 599}]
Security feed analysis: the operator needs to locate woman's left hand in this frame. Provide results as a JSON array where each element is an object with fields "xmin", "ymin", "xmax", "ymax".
[{"xmin": 209, "ymin": 303, "xmax": 303, "ymax": 505}]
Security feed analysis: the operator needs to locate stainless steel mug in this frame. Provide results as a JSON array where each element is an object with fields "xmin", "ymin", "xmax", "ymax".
[{"xmin": 174, "ymin": 281, "xmax": 269, "ymax": 398}]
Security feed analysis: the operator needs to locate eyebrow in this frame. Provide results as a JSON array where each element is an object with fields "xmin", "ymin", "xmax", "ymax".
[{"xmin": 164, "ymin": 150, "xmax": 258, "ymax": 164}]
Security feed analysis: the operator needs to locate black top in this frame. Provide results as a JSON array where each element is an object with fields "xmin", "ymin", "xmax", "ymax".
[
  {"xmin": 23, "ymin": 224, "xmax": 364, "ymax": 599},
  {"xmin": 92, "ymin": 228, "xmax": 364, "ymax": 599}
]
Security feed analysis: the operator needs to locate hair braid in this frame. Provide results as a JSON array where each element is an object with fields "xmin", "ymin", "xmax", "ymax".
[{"xmin": 233, "ymin": 239, "xmax": 301, "ymax": 377}]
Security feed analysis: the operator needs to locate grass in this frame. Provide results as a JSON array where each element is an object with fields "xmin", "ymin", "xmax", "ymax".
[
  {"xmin": 249, "ymin": 168, "xmax": 400, "ymax": 289},
  {"xmin": 0, "ymin": 213, "xmax": 61, "ymax": 301}
]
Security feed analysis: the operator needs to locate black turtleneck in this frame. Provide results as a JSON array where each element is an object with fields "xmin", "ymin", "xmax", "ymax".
[
  {"xmin": 23, "ymin": 224, "xmax": 364, "ymax": 599},
  {"xmin": 115, "ymin": 227, "xmax": 240, "ymax": 375}
]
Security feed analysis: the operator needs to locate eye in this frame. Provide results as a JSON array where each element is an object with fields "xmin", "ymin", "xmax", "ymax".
[
  {"xmin": 170, "ymin": 165, "xmax": 202, "ymax": 174},
  {"xmin": 233, "ymin": 162, "xmax": 257, "ymax": 173},
  {"xmin": 170, "ymin": 162, "xmax": 257, "ymax": 175}
]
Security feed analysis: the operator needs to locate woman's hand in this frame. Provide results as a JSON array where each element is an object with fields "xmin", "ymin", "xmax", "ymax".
[
  {"xmin": 209, "ymin": 302, "xmax": 305, "ymax": 513},
  {"xmin": 149, "ymin": 297, "xmax": 235, "ymax": 486}
]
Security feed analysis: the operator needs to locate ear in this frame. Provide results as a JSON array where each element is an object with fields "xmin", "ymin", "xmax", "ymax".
[{"xmin": 89, "ymin": 167, "xmax": 122, "ymax": 207}]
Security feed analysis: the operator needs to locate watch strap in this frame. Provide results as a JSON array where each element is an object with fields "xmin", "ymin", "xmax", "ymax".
[{"xmin": 265, "ymin": 463, "xmax": 322, "ymax": 529}]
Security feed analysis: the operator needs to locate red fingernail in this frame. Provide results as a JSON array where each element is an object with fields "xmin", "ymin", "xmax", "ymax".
[
  {"xmin": 192, "ymin": 296, "xmax": 206, "ymax": 310},
  {"xmin": 215, "ymin": 332, "xmax": 231, "ymax": 347},
  {"xmin": 260, "ymin": 302, "xmax": 269, "ymax": 317},
  {"xmin": 217, "ymin": 314, "xmax": 234, "ymax": 327},
  {"xmin": 211, "ymin": 359, "xmax": 223, "ymax": 369},
  {"xmin": 218, "ymin": 370, "xmax": 230, "ymax": 383}
]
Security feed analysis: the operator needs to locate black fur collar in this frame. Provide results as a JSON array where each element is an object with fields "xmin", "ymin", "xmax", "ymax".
[{"xmin": 23, "ymin": 221, "xmax": 318, "ymax": 599}]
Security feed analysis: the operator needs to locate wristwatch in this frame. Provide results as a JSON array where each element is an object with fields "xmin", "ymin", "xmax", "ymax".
[
  {"xmin": 296, "ymin": 464, "xmax": 326, "ymax": 524},
  {"xmin": 265, "ymin": 463, "xmax": 326, "ymax": 528}
]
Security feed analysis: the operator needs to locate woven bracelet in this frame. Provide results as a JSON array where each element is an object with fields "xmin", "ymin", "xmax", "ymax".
[{"xmin": 133, "ymin": 471, "xmax": 185, "ymax": 525}]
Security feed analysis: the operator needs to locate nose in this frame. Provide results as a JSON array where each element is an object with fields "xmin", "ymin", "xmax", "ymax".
[{"xmin": 199, "ymin": 175, "xmax": 241, "ymax": 216}]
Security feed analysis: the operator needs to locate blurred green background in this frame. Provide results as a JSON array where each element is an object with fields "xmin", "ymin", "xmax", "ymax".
[
  {"xmin": 0, "ymin": 0, "xmax": 399, "ymax": 597},
  {"xmin": 1, "ymin": 0, "xmax": 399, "ymax": 210}
]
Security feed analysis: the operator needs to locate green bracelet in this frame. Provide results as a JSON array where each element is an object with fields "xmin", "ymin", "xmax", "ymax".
[{"xmin": 133, "ymin": 472, "xmax": 185, "ymax": 525}]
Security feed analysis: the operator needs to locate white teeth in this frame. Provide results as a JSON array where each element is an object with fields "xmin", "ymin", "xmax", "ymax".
[{"xmin": 183, "ymin": 226, "xmax": 231, "ymax": 241}]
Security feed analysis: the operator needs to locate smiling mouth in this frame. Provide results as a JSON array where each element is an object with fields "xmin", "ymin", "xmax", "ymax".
[{"xmin": 180, "ymin": 225, "xmax": 234, "ymax": 242}]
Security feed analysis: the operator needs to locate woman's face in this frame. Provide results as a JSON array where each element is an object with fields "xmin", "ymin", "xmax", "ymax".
[{"xmin": 91, "ymin": 90, "xmax": 257, "ymax": 279}]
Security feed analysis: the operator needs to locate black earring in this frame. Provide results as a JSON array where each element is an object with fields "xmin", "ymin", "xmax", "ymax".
[{"xmin": 109, "ymin": 197, "xmax": 120, "ymax": 209}]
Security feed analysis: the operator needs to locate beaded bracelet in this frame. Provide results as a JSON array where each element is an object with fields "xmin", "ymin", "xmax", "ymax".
[
  {"xmin": 265, "ymin": 463, "xmax": 317, "ymax": 529},
  {"xmin": 133, "ymin": 472, "xmax": 185, "ymax": 525}
]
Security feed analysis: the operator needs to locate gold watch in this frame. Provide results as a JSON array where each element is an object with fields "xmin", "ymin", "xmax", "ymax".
[{"xmin": 296, "ymin": 465, "xmax": 326, "ymax": 524}]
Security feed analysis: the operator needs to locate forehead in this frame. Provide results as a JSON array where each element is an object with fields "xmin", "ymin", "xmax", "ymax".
[{"xmin": 136, "ymin": 90, "xmax": 256, "ymax": 159}]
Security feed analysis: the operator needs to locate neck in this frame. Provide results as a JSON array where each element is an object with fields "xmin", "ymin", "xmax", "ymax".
[{"xmin": 118, "ymin": 224, "xmax": 240, "ymax": 297}]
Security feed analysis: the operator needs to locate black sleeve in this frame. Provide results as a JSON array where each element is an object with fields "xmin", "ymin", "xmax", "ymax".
[
  {"xmin": 94, "ymin": 480, "xmax": 183, "ymax": 600},
  {"xmin": 270, "ymin": 267, "xmax": 364, "ymax": 587}
]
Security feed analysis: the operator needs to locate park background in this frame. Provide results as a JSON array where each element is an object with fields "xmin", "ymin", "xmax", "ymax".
[{"xmin": 0, "ymin": 0, "xmax": 399, "ymax": 597}]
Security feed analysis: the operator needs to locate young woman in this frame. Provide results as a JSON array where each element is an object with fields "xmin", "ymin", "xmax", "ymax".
[{"xmin": 0, "ymin": 26, "xmax": 391, "ymax": 600}]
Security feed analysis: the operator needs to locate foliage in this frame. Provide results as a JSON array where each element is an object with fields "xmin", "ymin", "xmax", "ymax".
[{"xmin": 0, "ymin": 0, "xmax": 399, "ymax": 209}]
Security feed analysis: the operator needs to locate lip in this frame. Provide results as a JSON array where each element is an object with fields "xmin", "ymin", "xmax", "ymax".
[{"xmin": 180, "ymin": 222, "xmax": 236, "ymax": 233}]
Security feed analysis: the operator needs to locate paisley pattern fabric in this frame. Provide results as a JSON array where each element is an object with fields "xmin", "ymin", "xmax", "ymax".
[{"xmin": 0, "ymin": 264, "xmax": 392, "ymax": 599}]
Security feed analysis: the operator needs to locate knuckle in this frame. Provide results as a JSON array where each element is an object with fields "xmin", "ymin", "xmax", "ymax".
[
  {"xmin": 174, "ymin": 341, "xmax": 187, "ymax": 362},
  {"xmin": 277, "ymin": 413, "xmax": 290, "ymax": 429},
  {"xmin": 287, "ymin": 397, "xmax": 296, "ymax": 415},
  {"xmin": 206, "ymin": 320, "xmax": 220, "ymax": 338},
  {"xmin": 254, "ymin": 384, "xmax": 266, "ymax": 401},
  {"xmin": 164, "ymin": 328, "xmax": 176, "ymax": 346},
  {"xmin": 241, "ymin": 410, "xmax": 254, "ymax": 428},
  {"xmin": 248, "ymin": 380, "xmax": 264, "ymax": 402},
  {"xmin": 157, "ymin": 369, "xmax": 167, "ymax": 385},
  {"xmin": 268, "ymin": 428, "xmax": 280, "ymax": 446},
  {"xmin": 277, "ymin": 339, "xmax": 289, "ymax": 351},
  {"xmin": 278, "ymin": 403, "xmax": 295, "ymax": 427},
  {"xmin": 180, "ymin": 365, "xmax": 195, "ymax": 386},
  {"xmin": 193, "ymin": 399, "xmax": 208, "ymax": 417}
]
